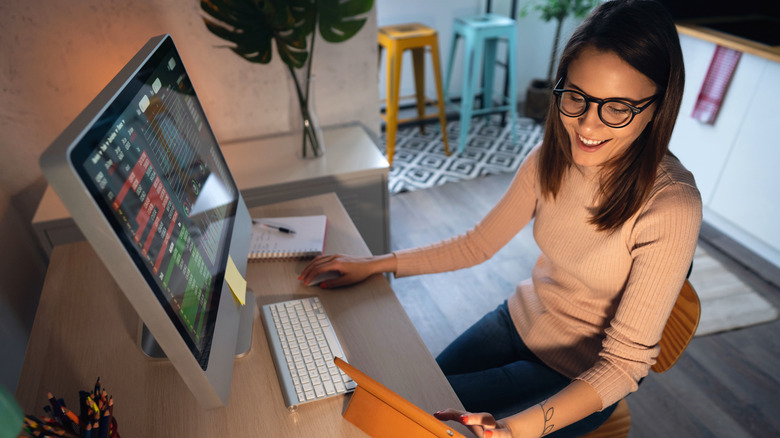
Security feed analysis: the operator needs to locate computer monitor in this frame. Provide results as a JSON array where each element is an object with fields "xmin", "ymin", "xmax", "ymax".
[{"xmin": 39, "ymin": 34, "xmax": 255, "ymax": 409}]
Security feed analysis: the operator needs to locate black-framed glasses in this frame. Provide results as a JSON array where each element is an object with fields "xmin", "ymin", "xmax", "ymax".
[{"xmin": 552, "ymin": 78, "xmax": 659, "ymax": 128}]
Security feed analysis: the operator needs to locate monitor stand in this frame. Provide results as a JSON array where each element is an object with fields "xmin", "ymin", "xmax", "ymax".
[{"xmin": 138, "ymin": 289, "xmax": 256, "ymax": 359}]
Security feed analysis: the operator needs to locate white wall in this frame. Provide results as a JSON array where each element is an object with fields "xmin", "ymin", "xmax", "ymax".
[
  {"xmin": 376, "ymin": 0, "xmax": 584, "ymax": 106},
  {"xmin": 0, "ymin": 0, "xmax": 379, "ymax": 393},
  {"xmin": 0, "ymin": 1, "xmax": 379, "ymax": 197}
]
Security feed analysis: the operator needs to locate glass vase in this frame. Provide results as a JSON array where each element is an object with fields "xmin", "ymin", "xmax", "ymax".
[{"xmin": 288, "ymin": 72, "xmax": 325, "ymax": 159}]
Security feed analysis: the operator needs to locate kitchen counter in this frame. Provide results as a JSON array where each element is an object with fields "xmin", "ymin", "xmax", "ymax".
[{"xmin": 676, "ymin": 17, "xmax": 780, "ymax": 64}]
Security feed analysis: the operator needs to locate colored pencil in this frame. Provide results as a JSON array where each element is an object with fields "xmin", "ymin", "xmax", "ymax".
[
  {"xmin": 47, "ymin": 393, "xmax": 66, "ymax": 424},
  {"xmin": 97, "ymin": 409, "xmax": 110, "ymax": 438},
  {"xmin": 107, "ymin": 397, "xmax": 114, "ymax": 438},
  {"xmin": 61, "ymin": 405, "xmax": 81, "ymax": 426}
]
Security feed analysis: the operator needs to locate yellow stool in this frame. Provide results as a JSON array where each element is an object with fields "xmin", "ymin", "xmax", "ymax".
[{"xmin": 378, "ymin": 23, "xmax": 450, "ymax": 166}]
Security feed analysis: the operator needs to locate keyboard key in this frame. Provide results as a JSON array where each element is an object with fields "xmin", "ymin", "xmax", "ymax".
[{"xmin": 324, "ymin": 380, "xmax": 336, "ymax": 395}]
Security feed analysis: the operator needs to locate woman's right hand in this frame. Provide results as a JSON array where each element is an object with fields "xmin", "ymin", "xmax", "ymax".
[
  {"xmin": 298, "ymin": 253, "xmax": 396, "ymax": 289},
  {"xmin": 434, "ymin": 409, "xmax": 513, "ymax": 438}
]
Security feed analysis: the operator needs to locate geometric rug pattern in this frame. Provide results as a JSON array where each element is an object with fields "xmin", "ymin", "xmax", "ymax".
[{"xmin": 379, "ymin": 114, "xmax": 543, "ymax": 195}]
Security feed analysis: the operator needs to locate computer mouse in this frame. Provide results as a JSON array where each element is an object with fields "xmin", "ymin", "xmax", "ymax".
[{"xmin": 305, "ymin": 270, "xmax": 341, "ymax": 287}]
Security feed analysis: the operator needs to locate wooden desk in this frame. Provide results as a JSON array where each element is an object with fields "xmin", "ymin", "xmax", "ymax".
[{"xmin": 16, "ymin": 193, "xmax": 467, "ymax": 437}]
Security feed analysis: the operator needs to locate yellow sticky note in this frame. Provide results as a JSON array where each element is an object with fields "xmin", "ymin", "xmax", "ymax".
[{"xmin": 225, "ymin": 255, "xmax": 247, "ymax": 306}]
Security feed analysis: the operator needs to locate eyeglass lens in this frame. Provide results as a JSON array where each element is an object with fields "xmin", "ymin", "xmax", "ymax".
[{"xmin": 557, "ymin": 91, "xmax": 633, "ymax": 127}]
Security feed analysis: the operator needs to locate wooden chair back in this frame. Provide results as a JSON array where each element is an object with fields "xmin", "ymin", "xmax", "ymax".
[
  {"xmin": 582, "ymin": 399, "xmax": 631, "ymax": 438},
  {"xmin": 582, "ymin": 279, "xmax": 701, "ymax": 438},
  {"xmin": 652, "ymin": 280, "xmax": 701, "ymax": 373}
]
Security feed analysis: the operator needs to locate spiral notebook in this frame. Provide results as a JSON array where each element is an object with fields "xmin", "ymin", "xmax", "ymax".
[{"xmin": 249, "ymin": 215, "xmax": 328, "ymax": 260}]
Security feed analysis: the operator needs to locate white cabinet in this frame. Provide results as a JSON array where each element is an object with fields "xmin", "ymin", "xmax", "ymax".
[
  {"xmin": 32, "ymin": 125, "xmax": 391, "ymax": 256},
  {"xmin": 670, "ymin": 34, "xmax": 780, "ymax": 267},
  {"xmin": 707, "ymin": 61, "xmax": 780, "ymax": 263}
]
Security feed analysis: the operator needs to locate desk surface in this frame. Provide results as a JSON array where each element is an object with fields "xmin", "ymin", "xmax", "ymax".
[{"xmin": 16, "ymin": 193, "xmax": 466, "ymax": 437}]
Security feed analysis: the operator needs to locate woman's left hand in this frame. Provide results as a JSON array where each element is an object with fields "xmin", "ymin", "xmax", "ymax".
[{"xmin": 434, "ymin": 409, "xmax": 513, "ymax": 438}]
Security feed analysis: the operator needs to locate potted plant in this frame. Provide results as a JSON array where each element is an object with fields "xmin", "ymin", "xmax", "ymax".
[
  {"xmin": 200, "ymin": 0, "xmax": 374, "ymax": 158},
  {"xmin": 521, "ymin": 0, "xmax": 599, "ymax": 121}
]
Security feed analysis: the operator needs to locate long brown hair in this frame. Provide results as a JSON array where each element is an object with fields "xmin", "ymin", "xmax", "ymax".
[{"xmin": 538, "ymin": 0, "xmax": 685, "ymax": 231}]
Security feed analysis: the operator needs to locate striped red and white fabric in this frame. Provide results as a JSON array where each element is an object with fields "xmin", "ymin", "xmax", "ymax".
[{"xmin": 691, "ymin": 45, "xmax": 742, "ymax": 125}]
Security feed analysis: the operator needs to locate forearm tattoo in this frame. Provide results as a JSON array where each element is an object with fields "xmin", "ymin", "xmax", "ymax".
[{"xmin": 539, "ymin": 400, "xmax": 554, "ymax": 436}]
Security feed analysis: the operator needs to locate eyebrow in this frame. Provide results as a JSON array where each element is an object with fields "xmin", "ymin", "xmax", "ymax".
[{"xmin": 566, "ymin": 81, "xmax": 655, "ymax": 105}]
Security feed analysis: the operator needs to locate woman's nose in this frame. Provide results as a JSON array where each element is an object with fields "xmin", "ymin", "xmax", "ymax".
[{"xmin": 578, "ymin": 103, "xmax": 604, "ymax": 132}]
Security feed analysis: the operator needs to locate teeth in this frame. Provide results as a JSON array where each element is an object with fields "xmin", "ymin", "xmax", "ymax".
[{"xmin": 579, "ymin": 134, "xmax": 606, "ymax": 146}]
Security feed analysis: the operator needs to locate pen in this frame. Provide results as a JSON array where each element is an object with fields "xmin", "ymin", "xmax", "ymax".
[{"xmin": 253, "ymin": 219, "xmax": 296, "ymax": 234}]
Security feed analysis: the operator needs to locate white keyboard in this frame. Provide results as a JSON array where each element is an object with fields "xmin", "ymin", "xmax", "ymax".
[{"xmin": 261, "ymin": 297, "xmax": 356, "ymax": 407}]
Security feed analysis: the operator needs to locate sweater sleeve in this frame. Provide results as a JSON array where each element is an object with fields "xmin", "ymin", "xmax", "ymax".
[
  {"xmin": 577, "ymin": 173, "xmax": 702, "ymax": 408},
  {"xmin": 393, "ymin": 146, "xmax": 540, "ymax": 278}
]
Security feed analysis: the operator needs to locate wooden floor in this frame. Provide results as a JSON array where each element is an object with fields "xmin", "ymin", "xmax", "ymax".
[{"xmin": 388, "ymin": 171, "xmax": 780, "ymax": 438}]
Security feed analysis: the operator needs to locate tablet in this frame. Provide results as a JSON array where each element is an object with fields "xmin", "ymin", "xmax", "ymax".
[{"xmin": 335, "ymin": 357, "xmax": 467, "ymax": 438}]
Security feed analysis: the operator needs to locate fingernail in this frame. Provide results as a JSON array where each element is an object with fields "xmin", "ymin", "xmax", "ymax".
[
  {"xmin": 459, "ymin": 414, "xmax": 469, "ymax": 424},
  {"xmin": 485, "ymin": 431, "xmax": 493, "ymax": 438},
  {"xmin": 319, "ymin": 282, "xmax": 328, "ymax": 289}
]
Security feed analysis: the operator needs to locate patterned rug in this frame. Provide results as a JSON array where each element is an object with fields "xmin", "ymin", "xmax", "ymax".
[
  {"xmin": 690, "ymin": 246, "xmax": 779, "ymax": 336},
  {"xmin": 379, "ymin": 114, "xmax": 543, "ymax": 195}
]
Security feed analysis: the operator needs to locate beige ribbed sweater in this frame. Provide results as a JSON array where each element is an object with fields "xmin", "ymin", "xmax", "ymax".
[{"xmin": 393, "ymin": 146, "xmax": 702, "ymax": 409}]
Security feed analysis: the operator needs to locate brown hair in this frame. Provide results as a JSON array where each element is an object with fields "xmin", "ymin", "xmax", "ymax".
[{"xmin": 538, "ymin": 0, "xmax": 685, "ymax": 231}]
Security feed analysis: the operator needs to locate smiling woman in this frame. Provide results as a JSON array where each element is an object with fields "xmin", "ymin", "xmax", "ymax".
[
  {"xmin": 539, "ymin": 0, "xmax": 687, "ymax": 232},
  {"xmin": 556, "ymin": 47, "xmax": 659, "ymax": 168},
  {"xmin": 298, "ymin": 1, "xmax": 702, "ymax": 437}
]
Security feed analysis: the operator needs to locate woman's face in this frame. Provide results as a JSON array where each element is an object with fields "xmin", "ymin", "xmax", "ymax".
[{"xmin": 561, "ymin": 46, "xmax": 658, "ymax": 167}]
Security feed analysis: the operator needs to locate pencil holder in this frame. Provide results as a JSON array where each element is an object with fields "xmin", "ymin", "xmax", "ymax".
[{"xmin": 22, "ymin": 378, "xmax": 119, "ymax": 438}]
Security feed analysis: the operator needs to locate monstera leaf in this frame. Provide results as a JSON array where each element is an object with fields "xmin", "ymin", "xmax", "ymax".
[
  {"xmin": 201, "ymin": 0, "xmax": 373, "ymax": 69},
  {"xmin": 317, "ymin": 0, "xmax": 373, "ymax": 43},
  {"xmin": 200, "ymin": 0, "xmax": 373, "ymax": 158}
]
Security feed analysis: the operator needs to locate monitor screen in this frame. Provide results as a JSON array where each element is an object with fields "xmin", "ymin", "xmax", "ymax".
[
  {"xmin": 70, "ymin": 39, "xmax": 236, "ymax": 368},
  {"xmin": 40, "ymin": 34, "xmax": 255, "ymax": 408}
]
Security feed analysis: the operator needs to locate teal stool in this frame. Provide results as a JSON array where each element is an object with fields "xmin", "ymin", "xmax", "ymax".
[{"xmin": 445, "ymin": 13, "xmax": 518, "ymax": 153}]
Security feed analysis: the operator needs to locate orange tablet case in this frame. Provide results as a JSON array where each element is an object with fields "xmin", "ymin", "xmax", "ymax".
[{"xmin": 335, "ymin": 357, "xmax": 466, "ymax": 438}]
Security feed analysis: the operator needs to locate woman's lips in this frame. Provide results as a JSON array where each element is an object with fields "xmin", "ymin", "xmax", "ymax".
[{"xmin": 577, "ymin": 133, "xmax": 609, "ymax": 151}]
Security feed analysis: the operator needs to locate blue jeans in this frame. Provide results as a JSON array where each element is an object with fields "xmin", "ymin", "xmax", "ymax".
[{"xmin": 436, "ymin": 301, "xmax": 617, "ymax": 437}]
